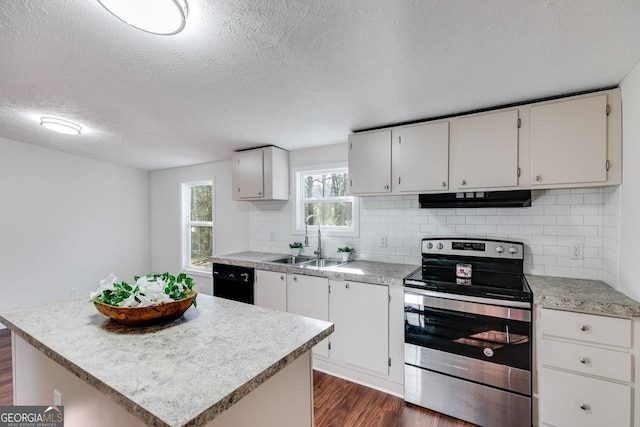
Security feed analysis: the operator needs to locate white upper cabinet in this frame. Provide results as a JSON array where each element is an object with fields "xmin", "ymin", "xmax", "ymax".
[
  {"xmin": 456, "ymin": 109, "xmax": 519, "ymax": 190},
  {"xmin": 232, "ymin": 146, "xmax": 289, "ymax": 201},
  {"xmin": 348, "ymin": 130, "xmax": 392, "ymax": 194},
  {"xmin": 530, "ymin": 94, "xmax": 610, "ymax": 186},
  {"xmin": 347, "ymin": 88, "xmax": 620, "ymax": 195},
  {"xmin": 392, "ymin": 121, "xmax": 450, "ymax": 192}
]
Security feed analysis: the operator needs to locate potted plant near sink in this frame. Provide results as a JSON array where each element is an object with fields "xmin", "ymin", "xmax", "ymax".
[
  {"xmin": 289, "ymin": 242, "xmax": 303, "ymax": 257},
  {"xmin": 337, "ymin": 246, "xmax": 355, "ymax": 262}
]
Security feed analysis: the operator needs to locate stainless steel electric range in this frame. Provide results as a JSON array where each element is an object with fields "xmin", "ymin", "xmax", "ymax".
[{"xmin": 404, "ymin": 238, "xmax": 532, "ymax": 427}]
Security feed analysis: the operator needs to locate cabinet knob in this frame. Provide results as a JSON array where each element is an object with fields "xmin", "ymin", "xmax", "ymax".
[
  {"xmin": 280, "ymin": 276, "xmax": 284, "ymax": 280},
  {"xmin": 580, "ymin": 403, "xmax": 591, "ymax": 411},
  {"xmin": 580, "ymin": 324, "xmax": 591, "ymax": 332},
  {"xmin": 258, "ymin": 192, "xmax": 262, "ymax": 196},
  {"xmin": 460, "ymin": 179, "xmax": 466, "ymax": 186},
  {"xmin": 384, "ymin": 184, "xmax": 390, "ymax": 190},
  {"xmin": 293, "ymin": 276, "xmax": 298, "ymax": 282},
  {"xmin": 345, "ymin": 283, "xmax": 350, "ymax": 289},
  {"xmin": 441, "ymin": 181, "xmax": 446, "ymax": 187},
  {"xmin": 579, "ymin": 357, "xmax": 591, "ymax": 365},
  {"xmin": 534, "ymin": 175, "xmax": 542, "ymax": 182}
]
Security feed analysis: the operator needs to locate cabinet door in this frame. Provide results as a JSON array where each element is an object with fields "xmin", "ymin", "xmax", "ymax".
[
  {"xmin": 255, "ymin": 270, "xmax": 287, "ymax": 311},
  {"xmin": 348, "ymin": 130, "xmax": 391, "ymax": 194},
  {"xmin": 540, "ymin": 368, "xmax": 631, "ymax": 427},
  {"xmin": 232, "ymin": 149, "xmax": 264, "ymax": 199},
  {"xmin": 392, "ymin": 122, "xmax": 449, "ymax": 192},
  {"xmin": 530, "ymin": 94, "xmax": 608, "ymax": 186},
  {"xmin": 329, "ymin": 280, "xmax": 389, "ymax": 375},
  {"xmin": 287, "ymin": 274, "xmax": 329, "ymax": 357},
  {"xmin": 457, "ymin": 109, "xmax": 519, "ymax": 189}
]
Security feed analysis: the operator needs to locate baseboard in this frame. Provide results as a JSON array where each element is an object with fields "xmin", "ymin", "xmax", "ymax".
[{"xmin": 312, "ymin": 358, "xmax": 403, "ymax": 397}]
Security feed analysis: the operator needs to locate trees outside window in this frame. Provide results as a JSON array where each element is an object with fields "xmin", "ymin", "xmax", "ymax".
[
  {"xmin": 295, "ymin": 165, "xmax": 358, "ymax": 236},
  {"xmin": 182, "ymin": 181, "xmax": 213, "ymax": 272}
]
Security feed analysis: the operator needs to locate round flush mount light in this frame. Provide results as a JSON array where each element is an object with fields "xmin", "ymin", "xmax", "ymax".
[
  {"xmin": 40, "ymin": 117, "xmax": 82, "ymax": 135},
  {"xmin": 97, "ymin": 0, "xmax": 188, "ymax": 35}
]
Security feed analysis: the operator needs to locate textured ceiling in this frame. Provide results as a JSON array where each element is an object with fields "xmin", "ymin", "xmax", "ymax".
[{"xmin": 1, "ymin": 0, "xmax": 640, "ymax": 170}]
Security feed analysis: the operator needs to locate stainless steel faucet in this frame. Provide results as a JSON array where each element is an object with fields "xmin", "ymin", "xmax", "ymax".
[{"xmin": 305, "ymin": 214, "xmax": 322, "ymax": 259}]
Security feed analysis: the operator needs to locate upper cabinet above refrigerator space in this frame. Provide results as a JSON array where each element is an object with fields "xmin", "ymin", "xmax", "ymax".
[{"xmin": 232, "ymin": 146, "xmax": 289, "ymax": 201}]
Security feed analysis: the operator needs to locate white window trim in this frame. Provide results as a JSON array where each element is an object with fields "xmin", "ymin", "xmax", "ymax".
[
  {"xmin": 181, "ymin": 180, "xmax": 214, "ymax": 276},
  {"xmin": 292, "ymin": 163, "xmax": 359, "ymax": 238}
]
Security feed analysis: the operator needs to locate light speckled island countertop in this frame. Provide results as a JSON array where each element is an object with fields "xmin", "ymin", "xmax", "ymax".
[
  {"xmin": 211, "ymin": 251, "xmax": 419, "ymax": 287},
  {"xmin": 0, "ymin": 294, "xmax": 333, "ymax": 427},
  {"xmin": 527, "ymin": 275, "xmax": 640, "ymax": 318}
]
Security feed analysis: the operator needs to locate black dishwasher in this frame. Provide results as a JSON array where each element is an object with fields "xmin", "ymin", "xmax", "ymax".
[{"xmin": 212, "ymin": 263, "xmax": 255, "ymax": 304}]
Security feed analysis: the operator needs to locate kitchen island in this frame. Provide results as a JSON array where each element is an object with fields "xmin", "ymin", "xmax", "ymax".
[{"xmin": 0, "ymin": 294, "xmax": 333, "ymax": 427}]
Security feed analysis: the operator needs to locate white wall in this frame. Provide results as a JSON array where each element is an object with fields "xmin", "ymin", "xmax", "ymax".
[
  {"xmin": 0, "ymin": 137, "xmax": 149, "ymax": 314},
  {"xmin": 250, "ymin": 144, "xmax": 621, "ymax": 285},
  {"xmin": 619, "ymin": 60, "xmax": 640, "ymax": 301},
  {"xmin": 149, "ymin": 160, "xmax": 251, "ymax": 294}
]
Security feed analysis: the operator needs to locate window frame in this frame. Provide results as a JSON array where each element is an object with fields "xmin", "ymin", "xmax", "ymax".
[
  {"xmin": 181, "ymin": 180, "xmax": 214, "ymax": 275},
  {"xmin": 293, "ymin": 163, "xmax": 359, "ymax": 238}
]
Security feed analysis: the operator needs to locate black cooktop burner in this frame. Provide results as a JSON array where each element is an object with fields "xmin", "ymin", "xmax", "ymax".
[{"xmin": 404, "ymin": 267, "xmax": 532, "ymax": 302}]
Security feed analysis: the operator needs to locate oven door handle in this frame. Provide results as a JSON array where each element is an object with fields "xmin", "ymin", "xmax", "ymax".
[{"xmin": 404, "ymin": 287, "xmax": 531, "ymax": 322}]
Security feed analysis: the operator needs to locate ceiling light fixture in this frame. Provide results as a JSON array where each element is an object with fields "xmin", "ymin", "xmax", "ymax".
[
  {"xmin": 40, "ymin": 117, "xmax": 82, "ymax": 135},
  {"xmin": 97, "ymin": 0, "xmax": 188, "ymax": 35}
]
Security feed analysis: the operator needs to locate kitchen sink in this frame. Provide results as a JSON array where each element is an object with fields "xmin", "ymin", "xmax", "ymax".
[
  {"xmin": 298, "ymin": 258, "xmax": 346, "ymax": 269},
  {"xmin": 267, "ymin": 255, "xmax": 314, "ymax": 265},
  {"xmin": 266, "ymin": 256, "xmax": 346, "ymax": 269}
]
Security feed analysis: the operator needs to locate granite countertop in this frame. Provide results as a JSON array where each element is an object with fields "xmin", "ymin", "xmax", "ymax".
[
  {"xmin": 212, "ymin": 252, "xmax": 640, "ymax": 318},
  {"xmin": 211, "ymin": 251, "xmax": 418, "ymax": 287},
  {"xmin": 527, "ymin": 275, "xmax": 640, "ymax": 318},
  {"xmin": 0, "ymin": 294, "xmax": 333, "ymax": 427}
]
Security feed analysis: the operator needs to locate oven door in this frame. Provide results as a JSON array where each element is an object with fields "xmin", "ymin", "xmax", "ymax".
[{"xmin": 404, "ymin": 288, "xmax": 531, "ymax": 388}]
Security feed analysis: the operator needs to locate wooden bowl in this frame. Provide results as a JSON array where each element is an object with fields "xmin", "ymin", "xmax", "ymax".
[{"xmin": 93, "ymin": 292, "xmax": 197, "ymax": 326}]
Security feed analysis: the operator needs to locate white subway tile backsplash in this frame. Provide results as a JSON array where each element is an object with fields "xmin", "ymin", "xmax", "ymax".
[
  {"xmin": 557, "ymin": 194, "xmax": 584, "ymax": 205},
  {"xmin": 249, "ymin": 187, "xmax": 620, "ymax": 287}
]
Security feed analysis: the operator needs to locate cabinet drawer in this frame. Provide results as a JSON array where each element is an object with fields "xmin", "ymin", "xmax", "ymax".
[
  {"xmin": 542, "ymin": 309, "xmax": 631, "ymax": 348},
  {"xmin": 542, "ymin": 339, "xmax": 631, "ymax": 382},
  {"xmin": 541, "ymin": 368, "xmax": 631, "ymax": 427}
]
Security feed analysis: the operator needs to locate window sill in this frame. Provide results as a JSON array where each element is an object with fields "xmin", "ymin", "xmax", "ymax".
[
  {"xmin": 293, "ymin": 229, "xmax": 359, "ymax": 238},
  {"xmin": 183, "ymin": 269, "xmax": 212, "ymax": 279}
]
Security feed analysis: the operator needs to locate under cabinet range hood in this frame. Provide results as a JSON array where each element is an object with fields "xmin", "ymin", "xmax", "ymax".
[{"xmin": 419, "ymin": 190, "xmax": 532, "ymax": 208}]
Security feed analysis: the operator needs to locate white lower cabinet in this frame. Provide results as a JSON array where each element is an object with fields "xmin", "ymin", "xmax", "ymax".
[
  {"xmin": 255, "ymin": 270, "xmax": 287, "ymax": 311},
  {"xmin": 286, "ymin": 274, "xmax": 330, "ymax": 357},
  {"xmin": 255, "ymin": 270, "xmax": 397, "ymax": 391},
  {"xmin": 539, "ymin": 308, "xmax": 634, "ymax": 427},
  {"xmin": 328, "ymin": 280, "xmax": 389, "ymax": 376},
  {"xmin": 541, "ymin": 368, "xmax": 630, "ymax": 427}
]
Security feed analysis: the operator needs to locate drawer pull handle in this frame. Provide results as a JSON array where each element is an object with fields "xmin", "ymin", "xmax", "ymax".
[
  {"xmin": 580, "ymin": 403, "xmax": 591, "ymax": 411},
  {"xmin": 579, "ymin": 357, "xmax": 591, "ymax": 365},
  {"xmin": 580, "ymin": 325, "xmax": 591, "ymax": 332},
  {"xmin": 293, "ymin": 276, "xmax": 298, "ymax": 282}
]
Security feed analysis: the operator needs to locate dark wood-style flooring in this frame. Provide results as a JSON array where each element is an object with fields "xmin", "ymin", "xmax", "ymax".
[{"xmin": 0, "ymin": 328, "xmax": 472, "ymax": 426}]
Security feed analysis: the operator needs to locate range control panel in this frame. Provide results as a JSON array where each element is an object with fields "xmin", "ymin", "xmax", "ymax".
[{"xmin": 421, "ymin": 238, "xmax": 524, "ymax": 260}]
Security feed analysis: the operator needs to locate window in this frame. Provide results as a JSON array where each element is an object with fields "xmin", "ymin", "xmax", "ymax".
[
  {"xmin": 294, "ymin": 164, "xmax": 358, "ymax": 237},
  {"xmin": 182, "ymin": 181, "xmax": 213, "ymax": 273}
]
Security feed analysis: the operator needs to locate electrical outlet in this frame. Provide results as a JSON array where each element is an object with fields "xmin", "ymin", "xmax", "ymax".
[
  {"xmin": 71, "ymin": 288, "xmax": 78, "ymax": 297},
  {"xmin": 54, "ymin": 389, "xmax": 63, "ymax": 406},
  {"xmin": 569, "ymin": 242, "xmax": 584, "ymax": 260},
  {"xmin": 380, "ymin": 236, "xmax": 387, "ymax": 247}
]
